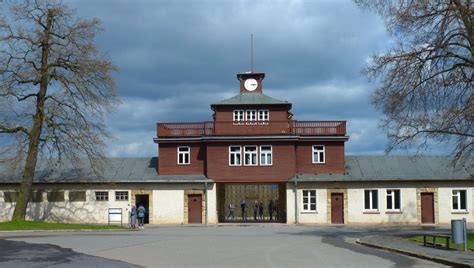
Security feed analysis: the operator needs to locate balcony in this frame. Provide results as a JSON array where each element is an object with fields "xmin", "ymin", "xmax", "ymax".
[{"xmin": 157, "ymin": 120, "xmax": 346, "ymax": 138}]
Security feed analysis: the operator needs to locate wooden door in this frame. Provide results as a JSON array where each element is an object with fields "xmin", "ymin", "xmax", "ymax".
[
  {"xmin": 331, "ymin": 193, "xmax": 344, "ymax": 224},
  {"xmin": 420, "ymin": 193, "xmax": 434, "ymax": 224},
  {"xmin": 188, "ymin": 194, "xmax": 202, "ymax": 224}
]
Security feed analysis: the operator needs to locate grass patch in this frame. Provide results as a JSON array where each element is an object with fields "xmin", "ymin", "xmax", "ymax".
[
  {"xmin": 0, "ymin": 220, "xmax": 126, "ymax": 231},
  {"xmin": 409, "ymin": 233, "xmax": 474, "ymax": 250}
]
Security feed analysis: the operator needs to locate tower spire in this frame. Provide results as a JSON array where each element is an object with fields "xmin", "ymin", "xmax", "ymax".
[{"xmin": 250, "ymin": 33, "xmax": 254, "ymax": 73}]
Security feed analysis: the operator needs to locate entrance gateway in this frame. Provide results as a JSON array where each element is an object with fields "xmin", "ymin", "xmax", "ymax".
[
  {"xmin": 217, "ymin": 183, "xmax": 287, "ymax": 223},
  {"xmin": 420, "ymin": 192, "xmax": 435, "ymax": 224},
  {"xmin": 331, "ymin": 193, "xmax": 344, "ymax": 224}
]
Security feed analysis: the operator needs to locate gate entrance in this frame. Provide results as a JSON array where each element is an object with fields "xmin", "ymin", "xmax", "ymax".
[{"xmin": 217, "ymin": 183, "xmax": 286, "ymax": 223}]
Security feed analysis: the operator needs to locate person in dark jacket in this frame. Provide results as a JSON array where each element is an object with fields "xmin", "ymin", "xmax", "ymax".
[
  {"xmin": 137, "ymin": 204, "xmax": 146, "ymax": 228},
  {"xmin": 240, "ymin": 199, "xmax": 247, "ymax": 220},
  {"xmin": 258, "ymin": 201, "xmax": 264, "ymax": 220},
  {"xmin": 253, "ymin": 200, "xmax": 259, "ymax": 220},
  {"xmin": 268, "ymin": 200, "xmax": 274, "ymax": 221}
]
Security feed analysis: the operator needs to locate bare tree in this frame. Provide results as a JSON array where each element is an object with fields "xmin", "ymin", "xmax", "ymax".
[
  {"xmin": 0, "ymin": 0, "xmax": 119, "ymax": 220},
  {"xmin": 355, "ymin": 0, "xmax": 473, "ymax": 161}
]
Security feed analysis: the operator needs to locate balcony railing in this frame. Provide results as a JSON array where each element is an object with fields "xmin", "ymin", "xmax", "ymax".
[{"xmin": 157, "ymin": 120, "xmax": 346, "ymax": 138}]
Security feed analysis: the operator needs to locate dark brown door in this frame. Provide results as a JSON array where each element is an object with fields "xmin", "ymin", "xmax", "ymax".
[
  {"xmin": 188, "ymin": 194, "xmax": 202, "ymax": 224},
  {"xmin": 331, "ymin": 193, "xmax": 344, "ymax": 224},
  {"xmin": 421, "ymin": 193, "xmax": 435, "ymax": 224}
]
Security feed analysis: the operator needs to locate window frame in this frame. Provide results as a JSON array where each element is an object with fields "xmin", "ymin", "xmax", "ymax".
[
  {"xmin": 312, "ymin": 145, "xmax": 326, "ymax": 164},
  {"xmin": 47, "ymin": 191, "xmax": 65, "ymax": 202},
  {"xmin": 364, "ymin": 189, "xmax": 379, "ymax": 211},
  {"xmin": 386, "ymin": 189, "xmax": 401, "ymax": 211},
  {"xmin": 245, "ymin": 110, "xmax": 257, "ymax": 122},
  {"xmin": 452, "ymin": 189, "xmax": 468, "ymax": 212},
  {"xmin": 259, "ymin": 145, "xmax": 273, "ymax": 166},
  {"xmin": 233, "ymin": 110, "xmax": 244, "ymax": 122},
  {"xmin": 244, "ymin": 145, "xmax": 258, "ymax": 166},
  {"xmin": 115, "ymin": 191, "xmax": 129, "ymax": 201},
  {"xmin": 69, "ymin": 191, "xmax": 87, "ymax": 202},
  {"xmin": 229, "ymin": 146, "xmax": 242, "ymax": 166},
  {"xmin": 258, "ymin": 109, "xmax": 269, "ymax": 121},
  {"xmin": 177, "ymin": 146, "xmax": 191, "ymax": 165},
  {"xmin": 302, "ymin": 189, "xmax": 317, "ymax": 212},
  {"xmin": 95, "ymin": 191, "xmax": 109, "ymax": 201}
]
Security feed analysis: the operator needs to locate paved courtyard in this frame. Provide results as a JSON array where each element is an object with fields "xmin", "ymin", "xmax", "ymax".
[{"xmin": 0, "ymin": 224, "xmax": 451, "ymax": 267}]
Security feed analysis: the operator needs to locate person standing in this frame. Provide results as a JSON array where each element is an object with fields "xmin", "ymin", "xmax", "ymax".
[
  {"xmin": 228, "ymin": 202, "xmax": 235, "ymax": 220},
  {"xmin": 240, "ymin": 199, "xmax": 247, "ymax": 221},
  {"xmin": 130, "ymin": 205, "xmax": 137, "ymax": 230},
  {"xmin": 253, "ymin": 200, "xmax": 259, "ymax": 220},
  {"xmin": 137, "ymin": 204, "xmax": 146, "ymax": 228},
  {"xmin": 258, "ymin": 201, "xmax": 264, "ymax": 220},
  {"xmin": 268, "ymin": 200, "xmax": 274, "ymax": 221},
  {"xmin": 274, "ymin": 199, "xmax": 280, "ymax": 221}
]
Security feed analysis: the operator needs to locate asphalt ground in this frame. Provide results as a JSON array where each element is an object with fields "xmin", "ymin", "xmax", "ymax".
[{"xmin": 0, "ymin": 224, "xmax": 452, "ymax": 267}]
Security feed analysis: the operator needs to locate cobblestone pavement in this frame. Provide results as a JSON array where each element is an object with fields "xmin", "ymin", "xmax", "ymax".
[{"xmin": 0, "ymin": 224, "xmax": 455, "ymax": 267}]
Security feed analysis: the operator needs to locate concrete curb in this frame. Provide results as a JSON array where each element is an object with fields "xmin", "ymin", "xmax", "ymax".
[
  {"xmin": 356, "ymin": 239, "xmax": 473, "ymax": 268},
  {"xmin": 0, "ymin": 228, "xmax": 129, "ymax": 233}
]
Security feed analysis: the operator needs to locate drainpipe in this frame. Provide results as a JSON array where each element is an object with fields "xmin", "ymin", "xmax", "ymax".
[
  {"xmin": 204, "ymin": 181, "xmax": 208, "ymax": 225},
  {"xmin": 294, "ymin": 175, "xmax": 299, "ymax": 224}
]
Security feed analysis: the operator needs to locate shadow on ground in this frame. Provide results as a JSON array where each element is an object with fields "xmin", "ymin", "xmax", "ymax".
[{"xmin": 0, "ymin": 239, "xmax": 138, "ymax": 268}]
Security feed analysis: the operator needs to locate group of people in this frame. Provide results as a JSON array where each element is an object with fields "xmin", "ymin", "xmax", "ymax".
[
  {"xmin": 227, "ymin": 199, "xmax": 280, "ymax": 221},
  {"xmin": 129, "ymin": 204, "xmax": 146, "ymax": 230}
]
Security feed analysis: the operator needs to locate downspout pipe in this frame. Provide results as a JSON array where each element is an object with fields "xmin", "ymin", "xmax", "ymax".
[
  {"xmin": 204, "ymin": 181, "xmax": 208, "ymax": 225},
  {"xmin": 294, "ymin": 175, "xmax": 298, "ymax": 224}
]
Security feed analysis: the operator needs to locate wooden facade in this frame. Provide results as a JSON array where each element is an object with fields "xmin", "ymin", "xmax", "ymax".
[{"xmin": 155, "ymin": 72, "xmax": 348, "ymax": 184}]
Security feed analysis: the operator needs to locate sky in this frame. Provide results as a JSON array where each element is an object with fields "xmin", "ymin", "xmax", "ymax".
[{"xmin": 61, "ymin": 0, "xmax": 419, "ymax": 157}]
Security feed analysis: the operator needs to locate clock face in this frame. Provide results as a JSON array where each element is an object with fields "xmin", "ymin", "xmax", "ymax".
[{"xmin": 244, "ymin": 78, "xmax": 258, "ymax": 91}]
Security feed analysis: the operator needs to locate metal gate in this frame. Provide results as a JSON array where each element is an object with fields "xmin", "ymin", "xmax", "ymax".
[{"xmin": 218, "ymin": 183, "xmax": 286, "ymax": 223}]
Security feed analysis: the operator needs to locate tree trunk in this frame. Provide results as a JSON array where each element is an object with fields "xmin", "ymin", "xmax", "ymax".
[{"xmin": 11, "ymin": 11, "xmax": 53, "ymax": 221}]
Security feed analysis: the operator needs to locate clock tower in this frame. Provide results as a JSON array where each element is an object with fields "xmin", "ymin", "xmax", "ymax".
[{"xmin": 237, "ymin": 72, "xmax": 265, "ymax": 94}]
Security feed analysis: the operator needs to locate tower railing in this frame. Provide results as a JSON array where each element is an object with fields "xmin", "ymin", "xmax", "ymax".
[{"xmin": 157, "ymin": 120, "xmax": 346, "ymax": 137}]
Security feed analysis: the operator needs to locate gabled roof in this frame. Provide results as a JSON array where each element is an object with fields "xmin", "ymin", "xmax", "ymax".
[
  {"xmin": 0, "ymin": 157, "xmax": 210, "ymax": 184},
  {"xmin": 292, "ymin": 155, "xmax": 473, "ymax": 182},
  {"xmin": 211, "ymin": 93, "xmax": 290, "ymax": 106}
]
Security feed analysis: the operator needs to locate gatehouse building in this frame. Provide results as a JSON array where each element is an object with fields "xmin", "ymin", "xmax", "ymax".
[{"xmin": 0, "ymin": 72, "xmax": 472, "ymax": 225}]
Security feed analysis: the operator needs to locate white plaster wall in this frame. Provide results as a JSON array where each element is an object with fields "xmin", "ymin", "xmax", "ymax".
[
  {"xmin": 438, "ymin": 187, "xmax": 473, "ymax": 224},
  {"xmin": 207, "ymin": 183, "xmax": 218, "ymax": 224},
  {"xmin": 153, "ymin": 188, "xmax": 184, "ymax": 224},
  {"xmin": 347, "ymin": 187, "xmax": 418, "ymax": 224},
  {"xmin": 0, "ymin": 189, "xmax": 131, "ymax": 224},
  {"xmin": 298, "ymin": 188, "xmax": 328, "ymax": 224},
  {"xmin": 286, "ymin": 183, "xmax": 295, "ymax": 224}
]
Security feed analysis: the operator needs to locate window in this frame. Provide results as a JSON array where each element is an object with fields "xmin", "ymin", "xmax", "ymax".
[
  {"xmin": 245, "ymin": 110, "xmax": 257, "ymax": 121},
  {"xmin": 47, "ymin": 191, "xmax": 65, "ymax": 202},
  {"xmin": 260, "ymin": 145, "xmax": 272, "ymax": 165},
  {"xmin": 115, "ymin": 191, "xmax": 129, "ymax": 201},
  {"xmin": 312, "ymin": 145, "xmax": 325, "ymax": 164},
  {"xmin": 229, "ymin": 146, "xmax": 242, "ymax": 166},
  {"xmin": 364, "ymin": 190, "xmax": 378, "ymax": 211},
  {"xmin": 177, "ymin": 146, "xmax": 190, "ymax": 165},
  {"xmin": 258, "ymin": 110, "xmax": 269, "ymax": 121},
  {"xmin": 452, "ymin": 190, "xmax": 467, "ymax": 211},
  {"xmin": 95, "ymin": 191, "xmax": 109, "ymax": 201},
  {"xmin": 69, "ymin": 191, "xmax": 86, "ymax": 202},
  {"xmin": 30, "ymin": 191, "xmax": 43, "ymax": 202},
  {"xmin": 233, "ymin": 110, "xmax": 244, "ymax": 122},
  {"xmin": 302, "ymin": 190, "xmax": 317, "ymax": 212},
  {"xmin": 3, "ymin": 191, "xmax": 18, "ymax": 203},
  {"xmin": 244, "ymin": 146, "xmax": 258, "ymax": 166},
  {"xmin": 386, "ymin": 189, "xmax": 401, "ymax": 210}
]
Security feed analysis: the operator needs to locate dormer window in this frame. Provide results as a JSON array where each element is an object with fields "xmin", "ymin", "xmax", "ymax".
[
  {"xmin": 258, "ymin": 110, "xmax": 269, "ymax": 121},
  {"xmin": 233, "ymin": 110, "xmax": 244, "ymax": 122}
]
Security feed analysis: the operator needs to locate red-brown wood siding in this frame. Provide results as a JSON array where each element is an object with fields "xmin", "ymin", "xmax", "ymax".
[
  {"xmin": 158, "ymin": 143, "xmax": 206, "ymax": 175},
  {"xmin": 296, "ymin": 141, "xmax": 345, "ymax": 174},
  {"xmin": 206, "ymin": 142, "xmax": 296, "ymax": 183}
]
